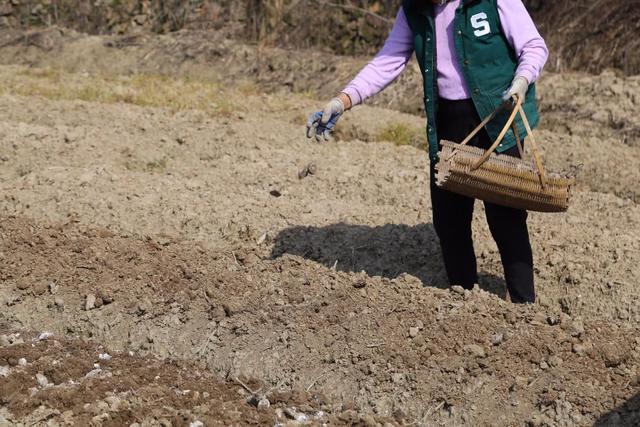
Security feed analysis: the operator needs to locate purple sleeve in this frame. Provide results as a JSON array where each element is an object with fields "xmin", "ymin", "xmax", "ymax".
[
  {"xmin": 342, "ymin": 8, "xmax": 414, "ymax": 106},
  {"xmin": 497, "ymin": 0, "xmax": 549, "ymax": 84}
]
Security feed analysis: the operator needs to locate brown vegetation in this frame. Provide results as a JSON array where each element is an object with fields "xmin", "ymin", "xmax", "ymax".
[{"xmin": 1, "ymin": 1, "xmax": 638, "ymax": 74}]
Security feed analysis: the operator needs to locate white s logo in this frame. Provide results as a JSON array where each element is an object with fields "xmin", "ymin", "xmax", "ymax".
[{"xmin": 471, "ymin": 12, "xmax": 491, "ymax": 37}]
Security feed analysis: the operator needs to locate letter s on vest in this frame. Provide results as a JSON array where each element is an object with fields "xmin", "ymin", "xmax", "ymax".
[{"xmin": 471, "ymin": 12, "xmax": 490, "ymax": 37}]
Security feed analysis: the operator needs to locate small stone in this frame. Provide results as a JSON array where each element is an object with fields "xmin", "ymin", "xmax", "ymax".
[
  {"xmin": 190, "ymin": 422, "xmax": 204, "ymax": 427},
  {"xmin": 0, "ymin": 366, "xmax": 9, "ymax": 377},
  {"xmin": 133, "ymin": 14, "xmax": 147, "ymax": 25},
  {"xmin": 98, "ymin": 353, "xmax": 112, "ymax": 361},
  {"xmin": 85, "ymin": 368, "xmax": 102, "ymax": 379},
  {"xmin": 54, "ymin": 297, "xmax": 65, "ymax": 310},
  {"xmin": 570, "ymin": 319, "xmax": 585, "ymax": 337},
  {"xmin": 38, "ymin": 332, "xmax": 54, "ymax": 341},
  {"xmin": 49, "ymin": 281, "xmax": 58, "ymax": 294},
  {"xmin": 85, "ymin": 294, "xmax": 96, "ymax": 311},
  {"xmin": 36, "ymin": 373, "xmax": 49, "ymax": 387},
  {"xmin": 464, "ymin": 344, "xmax": 486, "ymax": 358},
  {"xmin": 256, "ymin": 233, "xmax": 267, "ymax": 245},
  {"xmin": 451, "ymin": 285, "xmax": 465, "ymax": 295},
  {"xmin": 491, "ymin": 333, "xmax": 504, "ymax": 346},
  {"xmin": 0, "ymin": 335, "xmax": 10, "ymax": 347},
  {"xmin": 18, "ymin": 358, "xmax": 27, "ymax": 366},
  {"xmin": 540, "ymin": 361, "xmax": 549, "ymax": 370},
  {"xmin": 137, "ymin": 298, "xmax": 151, "ymax": 315},
  {"xmin": 257, "ymin": 398, "xmax": 270, "ymax": 411},
  {"xmin": 409, "ymin": 327, "xmax": 420, "ymax": 338},
  {"xmin": 392, "ymin": 373, "xmax": 405, "ymax": 383}
]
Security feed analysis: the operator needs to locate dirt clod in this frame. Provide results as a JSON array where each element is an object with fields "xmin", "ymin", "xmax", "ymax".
[
  {"xmin": 463, "ymin": 344, "xmax": 486, "ymax": 358},
  {"xmin": 85, "ymin": 294, "xmax": 96, "ymax": 311}
]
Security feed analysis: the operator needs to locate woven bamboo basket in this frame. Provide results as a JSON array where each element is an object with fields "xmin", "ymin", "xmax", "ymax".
[{"xmin": 434, "ymin": 98, "xmax": 574, "ymax": 213}]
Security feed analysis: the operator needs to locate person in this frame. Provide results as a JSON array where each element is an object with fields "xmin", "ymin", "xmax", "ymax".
[{"xmin": 305, "ymin": 0, "xmax": 548, "ymax": 304}]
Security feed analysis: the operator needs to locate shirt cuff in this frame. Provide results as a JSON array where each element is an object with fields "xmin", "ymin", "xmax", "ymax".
[
  {"xmin": 341, "ymin": 87, "xmax": 363, "ymax": 106},
  {"xmin": 515, "ymin": 67, "xmax": 537, "ymax": 85}
]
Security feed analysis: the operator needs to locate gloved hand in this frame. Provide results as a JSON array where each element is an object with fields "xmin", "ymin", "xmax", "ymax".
[
  {"xmin": 305, "ymin": 97, "xmax": 345, "ymax": 142},
  {"xmin": 502, "ymin": 76, "xmax": 529, "ymax": 106}
]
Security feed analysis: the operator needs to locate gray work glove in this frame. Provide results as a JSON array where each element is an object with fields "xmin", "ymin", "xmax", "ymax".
[
  {"xmin": 305, "ymin": 98, "xmax": 345, "ymax": 142},
  {"xmin": 502, "ymin": 76, "xmax": 529, "ymax": 105}
]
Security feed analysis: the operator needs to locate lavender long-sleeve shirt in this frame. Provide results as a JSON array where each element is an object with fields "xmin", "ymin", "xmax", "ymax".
[{"xmin": 342, "ymin": 0, "xmax": 548, "ymax": 104}]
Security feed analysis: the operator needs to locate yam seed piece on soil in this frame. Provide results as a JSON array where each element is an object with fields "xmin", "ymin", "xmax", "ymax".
[
  {"xmin": 298, "ymin": 162, "xmax": 317, "ymax": 179},
  {"xmin": 36, "ymin": 373, "xmax": 49, "ymax": 387},
  {"xmin": 85, "ymin": 294, "xmax": 98, "ymax": 311}
]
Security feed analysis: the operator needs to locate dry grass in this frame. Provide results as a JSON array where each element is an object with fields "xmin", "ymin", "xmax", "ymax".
[
  {"xmin": 376, "ymin": 122, "xmax": 427, "ymax": 150},
  {"xmin": 0, "ymin": 66, "xmax": 239, "ymax": 115}
]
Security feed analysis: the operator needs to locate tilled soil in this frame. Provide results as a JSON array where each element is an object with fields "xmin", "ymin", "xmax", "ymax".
[
  {"xmin": 0, "ymin": 330, "xmax": 352, "ymax": 426},
  {"xmin": 1, "ymin": 217, "xmax": 638, "ymax": 426},
  {"xmin": 0, "ymin": 28, "xmax": 639, "ymax": 427}
]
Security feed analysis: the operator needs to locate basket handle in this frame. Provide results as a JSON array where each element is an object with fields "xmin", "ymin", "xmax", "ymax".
[
  {"xmin": 469, "ymin": 96, "xmax": 522, "ymax": 169},
  {"xmin": 443, "ymin": 96, "xmax": 547, "ymax": 189},
  {"xmin": 516, "ymin": 100, "xmax": 547, "ymax": 189}
]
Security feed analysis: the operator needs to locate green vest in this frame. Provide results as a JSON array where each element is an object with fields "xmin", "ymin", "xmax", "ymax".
[{"xmin": 402, "ymin": 0, "xmax": 540, "ymax": 161}]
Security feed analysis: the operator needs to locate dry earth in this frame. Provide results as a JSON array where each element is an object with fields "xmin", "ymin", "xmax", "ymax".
[{"xmin": 0, "ymin": 28, "xmax": 639, "ymax": 426}]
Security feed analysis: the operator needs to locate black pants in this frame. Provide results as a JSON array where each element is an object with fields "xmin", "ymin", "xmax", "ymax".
[{"xmin": 431, "ymin": 98, "xmax": 535, "ymax": 304}]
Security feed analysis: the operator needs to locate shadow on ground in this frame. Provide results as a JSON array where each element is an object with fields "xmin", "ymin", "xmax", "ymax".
[
  {"xmin": 271, "ymin": 223, "xmax": 508, "ymax": 299},
  {"xmin": 594, "ymin": 392, "xmax": 640, "ymax": 426}
]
